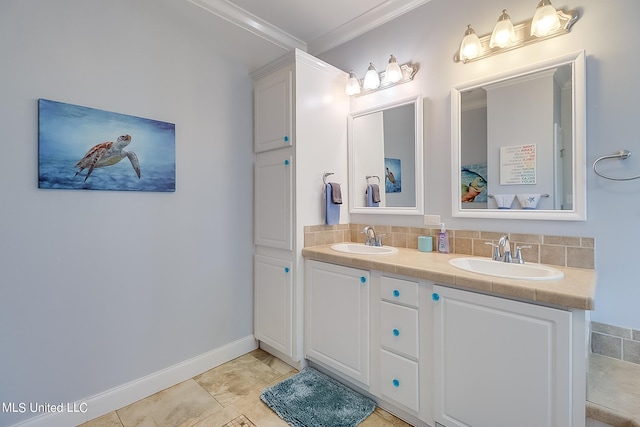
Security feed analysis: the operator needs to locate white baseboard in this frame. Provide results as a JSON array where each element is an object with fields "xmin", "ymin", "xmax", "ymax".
[{"xmin": 10, "ymin": 335, "xmax": 257, "ymax": 427}]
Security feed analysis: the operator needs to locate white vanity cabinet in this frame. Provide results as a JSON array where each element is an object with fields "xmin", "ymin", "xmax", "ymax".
[
  {"xmin": 252, "ymin": 50, "xmax": 349, "ymax": 365},
  {"xmin": 432, "ymin": 284, "xmax": 586, "ymax": 427},
  {"xmin": 305, "ymin": 260, "xmax": 370, "ymax": 386}
]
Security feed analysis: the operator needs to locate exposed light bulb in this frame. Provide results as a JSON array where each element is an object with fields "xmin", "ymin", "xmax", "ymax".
[
  {"xmin": 363, "ymin": 63, "xmax": 380, "ymax": 90},
  {"xmin": 385, "ymin": 55, "xmax": 403, "ymax": 84},
  {"xmin": 531, "ymin": 0, "xmax": 561, "ymax": 37},
  {"xmin": 345, "ymin": 70, "xmax": 361, "ymax": 96},
  {"xmin": 489, "ymin": 10, "xmax": 516, "ymax": 48},
  {"xmin": 459, "ymin": 25, "xmax": 482, "ymax": 62}
]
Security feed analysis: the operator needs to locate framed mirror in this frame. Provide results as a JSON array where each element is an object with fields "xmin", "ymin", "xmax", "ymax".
[
  {"xmin": 451, "ymin": 51, "xmax": 586, "ymax": 220},
  {"xmin": 348, "ymin": 94, "xmax": 423, "ymax": 215}
]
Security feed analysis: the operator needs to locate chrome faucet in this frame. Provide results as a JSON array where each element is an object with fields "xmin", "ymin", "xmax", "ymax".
[
  {"xmin": 362, "ymin": 226, "xmax": 385, "ymax": 246},
  {"xmin": 363, "ymin": 226, "xmax": 377, "ymax": 246},
  {"xmin": 498, "ymin": 235, "xmax": 512, "ymax": 263}
]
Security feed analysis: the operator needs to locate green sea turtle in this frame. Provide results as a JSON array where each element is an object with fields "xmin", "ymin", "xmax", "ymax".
[{"xmin": 74, "ymin": 134, "xmax": 140, "ymax": 182}]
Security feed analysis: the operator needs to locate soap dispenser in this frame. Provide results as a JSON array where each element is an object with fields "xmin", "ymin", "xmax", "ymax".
[{"xmin": 438, "ymin": 223, "xmax": 450, "ymax": 253}]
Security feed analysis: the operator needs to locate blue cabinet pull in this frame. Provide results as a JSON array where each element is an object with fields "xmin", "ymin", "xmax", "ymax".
[
  {"xmin": 284, "ymin": 159, "xmax": 290, "ymax": 165},
  {"xmin": 283, "ymin": 136, "xmax": 289, "ymax": 142},
  {"xmin": 393, "ymin": 328, "xmax": 400, "ymax": 337},
  {"xmin": 392, "ymin": 379, "xmax": 400, "ymax": 387},
  {"xmin": 393, "ymin": 289, "xmax": 400, "ymax": 297},
  {"xmin": 432, "ymin": 293, "xmax": 440, "ymax": 301},
  {"xmin": 360, "ymin": 276, "xmax": 366, "ymax": 283},
  {"xmin": 284, "ymin": 267, "xmax": 290, "ymax": 273}
]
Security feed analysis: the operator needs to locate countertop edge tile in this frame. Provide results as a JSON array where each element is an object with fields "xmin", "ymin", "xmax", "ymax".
[{"xmin": 302, "ymin": 244, "xmax": 596, "ymax": 311}]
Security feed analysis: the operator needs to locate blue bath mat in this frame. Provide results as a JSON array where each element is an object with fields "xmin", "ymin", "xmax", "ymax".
[{"xmin": 260, "ymin": 367, "xmax": 376, "ymax": 427}]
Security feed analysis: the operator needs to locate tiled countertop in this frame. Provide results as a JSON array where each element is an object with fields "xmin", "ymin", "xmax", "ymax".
[{"xmin": 302, "ymin": 245, "xmax": 596, "ymax": 310}]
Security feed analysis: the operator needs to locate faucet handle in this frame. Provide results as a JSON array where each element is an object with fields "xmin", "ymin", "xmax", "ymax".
[
  {"xmin": 485, "ymin": 241, "xmax": 501, "ymax": 261},
  {"xmin": 375, "ymin": 234, "xmax": 387, "ymax": 247},
  {"xmin": 514, "ymin": 245, "xmax": 532, "ymax": 264}
]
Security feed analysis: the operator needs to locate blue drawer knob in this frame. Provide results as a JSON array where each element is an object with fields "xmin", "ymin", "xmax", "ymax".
[
  {"xmin": 393, "ymin": 289, "xmax": 400, "ymax": 297},
  {"xmin": 360, "ymin": 276, "xmax": 366, "ymax": 283},
  {"xmin": 283, "ymin": 136, "xmax": 289, "ymax": 142},
  {"xmin": 393, "ymin": 329, "xmax": 400, "ymax": 337},
  {"xmin": 432, "ymin": 293, "xmax": 440, "ymax": 301},
  {"xmin": 392, "ymin": 379, "xmax": 400, "ymax": 387},
  {"xmin": 284, "ymin": 267, "xmax": 290, "ymax": 273},
  {"xmin": 284, "ymin": 159, "xmax": 290, "ymax": 165}
]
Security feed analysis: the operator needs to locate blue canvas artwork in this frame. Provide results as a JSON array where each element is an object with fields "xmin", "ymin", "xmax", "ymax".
[
  {"xmin": 38, "ymin": 99, "xmax": 175, "ymax": 192},
  {"xmin": 385, "ymin": 158, "xmax": 401, "ymax": 193}
]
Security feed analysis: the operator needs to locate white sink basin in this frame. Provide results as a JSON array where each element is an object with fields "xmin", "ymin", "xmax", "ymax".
[
  {"xmin": 449, "ymin": 257, "xmax": 564, "ymax": 281},
  {"xmin": 331, "ymin": 243, "xmax": 398, "ymax": 255}
]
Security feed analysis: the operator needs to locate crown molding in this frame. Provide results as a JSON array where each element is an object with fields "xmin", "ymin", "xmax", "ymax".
[
  {"xmin": 187, "ymin": 0, "xmax": 306, "ymax": 52},
  {"xmin": 188, "ymin": 0, "xmax": 432, "ymax": 56},
  {"xmin": 308, "ymin": 0, "xmax": 432, "ymax": 55}
]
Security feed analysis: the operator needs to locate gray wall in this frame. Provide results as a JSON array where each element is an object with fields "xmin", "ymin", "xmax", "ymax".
[
  {"xmin": 320, "ymin": 0, "xmax": 640, "ymax": 330},
  {"xmin": 0, "ymin": 1, "xmax": 254, "ymax": 425}
]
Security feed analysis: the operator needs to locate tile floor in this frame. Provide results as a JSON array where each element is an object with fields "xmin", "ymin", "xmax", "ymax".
[{"xmin": 79, "ymin": 349, "xmax": 412, "ymax": 427}]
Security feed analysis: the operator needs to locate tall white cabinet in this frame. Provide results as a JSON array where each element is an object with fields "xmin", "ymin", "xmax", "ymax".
[{"xmin": 252, "ymin": 50, "xmax": 349, "ymax": 365}]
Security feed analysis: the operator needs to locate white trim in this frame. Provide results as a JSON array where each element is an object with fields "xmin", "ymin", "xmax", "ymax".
[
  {"xmin": 10, "ymin": 336, "xmax": 257, "ymax": 427},
  {"xmin": 187, "ymin": 0, "xmax": 306, "ymax": 51},
  {"xmin": 308, "ymin": 0, "xmax": 432, "ymax": 55}
]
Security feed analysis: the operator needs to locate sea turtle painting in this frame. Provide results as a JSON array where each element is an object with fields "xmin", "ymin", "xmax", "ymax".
[{"xmin": 74, "ymin": 134, "xmax": 140, "ymax": 182}]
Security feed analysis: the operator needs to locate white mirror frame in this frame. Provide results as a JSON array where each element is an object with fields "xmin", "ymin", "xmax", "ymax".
[
  {"xmin": 348, "ymin": 94, "xmax": 424, "ymax": 215},
  {"xmin": 451, "ymin": 50, "xmax": 586, "ymax": 221}
]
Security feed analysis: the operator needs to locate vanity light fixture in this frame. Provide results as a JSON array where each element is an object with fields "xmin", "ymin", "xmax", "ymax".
[
  {"xmin": 454, "ymin": 1, "xmax": 579, "ymax": 63},
  {"xmin": 459, "ymin": 25, "xmax": 483, "ymax": 62},
  {"xmin": 385, "ymin": 55, "xmax": 403, "ymax": 84},
  {"xmin": 531, "ymin": 0, "xmax": 561, "ymax": 36},
  {"xmin": 345, "ymin": 70, "xmax": 361, "ymax": 96},
  {"xmin": 363, "ymin": 63, "xmax": 381, "ymax": 90},
  {"xmin": 346, "ymin": 55, "xmax": 419, "ymax": 97},
  {"xmin": 489, "ymin": 10, "xmax": 516, "ymax": 48}
]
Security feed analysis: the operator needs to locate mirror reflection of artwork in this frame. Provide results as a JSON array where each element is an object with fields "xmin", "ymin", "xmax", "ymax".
[
  {"xmin": 385, "ymin": 158, "xmax": 401, "ymax": 193},
  {"xmin": 461, "ymin": 164, "xmax": 487, "ymax": 203},
  {"xmin": 38, "ymin": 99, "xmax": 175, "ymax": 192}
]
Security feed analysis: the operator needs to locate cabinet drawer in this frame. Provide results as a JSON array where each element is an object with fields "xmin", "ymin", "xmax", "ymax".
[
  {"xmin": 380, "ymin": 276, "xmax": 419, "ymax": 308},
  {"xmin": 380, "ymin": 301, "xmax": 418, "ymax": 359},
  {"xmin": 379, "ymin": 349, "xmax": 419, "ymax": 412}
]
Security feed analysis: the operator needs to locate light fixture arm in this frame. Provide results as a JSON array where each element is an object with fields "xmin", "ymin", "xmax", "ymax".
[{"xmin": 454, "ymin": 7, "xmax": 579, "ymax": 63}]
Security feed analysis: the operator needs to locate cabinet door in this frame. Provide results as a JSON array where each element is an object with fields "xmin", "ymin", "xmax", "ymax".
[
  {"xmin": 432, "ymin": 285, "xmax": 572, "ymax": 427},
  {"xmin": 254, "ymin": 149, "xmax": 292, "ymax": 250},
  {"xmin": 305, "ymin": 260, "xmax": 370, "ymax": 385},
  {"xmin": 254, "ymin": 65, "xmax": 293, "ymax": 153},
  {"xmin": 254, "ymin": 255, "xmax": 293, "ymax": 357}
]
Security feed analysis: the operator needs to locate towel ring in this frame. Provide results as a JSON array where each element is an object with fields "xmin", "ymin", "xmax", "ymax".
[
  {"xmin": 366, "ymin": 175, "xmax": 380, "ymax": 184},
  {"xmin": 323, "ymin": 172, "xmax": 334, "ymax": 185},
  {"xmin": 593, "ymin": 150, "xmax": 640, "ymax": 181}
]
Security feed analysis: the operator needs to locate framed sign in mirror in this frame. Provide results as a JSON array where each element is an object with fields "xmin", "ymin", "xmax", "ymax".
[{"xmin": 451, "ymin": 51, "xmax": 586, "ymax": 220}]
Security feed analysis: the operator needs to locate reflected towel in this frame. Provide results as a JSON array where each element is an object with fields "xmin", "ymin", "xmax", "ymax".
[
  {"xmin": 325, "ymin": 183, "xmax": 340, "ymax": 225},
  {"xmin": 366, "ymin": 185, "xmax": 379, "ymax": 207},
  {"xmin": 517, "ymin": 194, "xmax": 541, "ymax": 209},
  {"xmin": 494, "ymin": 194, "xmax": 515, "ymax": 209},
  {"xmin": 370, "ymin": 183, "xmax": 380, "ymax": 203}
]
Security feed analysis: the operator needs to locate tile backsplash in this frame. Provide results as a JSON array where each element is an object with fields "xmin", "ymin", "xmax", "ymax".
[
  {"xmin": 304, "ymin": 223, "xmax": 595, "ymax": 269},
  {"xmin": 591, "ymin": 322, "xmax": 640, "ymax": 365}
]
